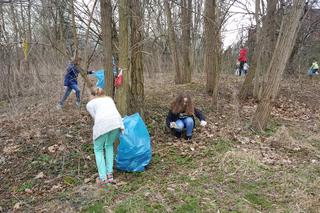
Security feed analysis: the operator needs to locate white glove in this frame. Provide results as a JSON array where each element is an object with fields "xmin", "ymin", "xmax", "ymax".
[
  {"xmin": 169, "ymin": 122, "xmax": 177, "ymax": 129},
  {"xmin": 200, "ymin": 120, "xmax": 207, "ymax": 127}
]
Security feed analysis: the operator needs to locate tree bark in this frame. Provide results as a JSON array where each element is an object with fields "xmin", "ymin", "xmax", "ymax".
[
  {"xmin": 164, "ymin": 0, "xmax": 182, "ymax": 84},
  {"xmin": 203, "ymin": 0, "xmax": 219, "ymax": 105},
  {"xmin": 70, "ymin": 0, "xmax": 78, "ymax": 56},
  {"xmin": 115, "ymin": 0, "xmax": 130, "ymax": 116},
  {"xmin": 252, "ymin": 0, "xmax": 305, "ymax": 131},
  {"xmin": 129, "ymin": 0, "xmax": 144, "ymax": 116},
  {"xmin": 253, "ymin": 0, "xmax": 278, "ymax": 99},
  {"xmin": 181, "ymin": 0, "xmax": 192, "ymax": 83},
  {"xmin": 100, "ymin": 0, "xmax": 113, "ymax": 96},
  {"xmin": 10, "ymin": 3, "xmax": 23, "ymax": 95}
]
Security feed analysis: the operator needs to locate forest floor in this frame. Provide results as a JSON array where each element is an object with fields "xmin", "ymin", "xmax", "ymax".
[{"xmin": 1, "ymin": 73, "xmax": 320, "ymax": 212}]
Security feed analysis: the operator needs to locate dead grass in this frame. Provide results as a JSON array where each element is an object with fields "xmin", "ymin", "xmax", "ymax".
[{"xmin": 0, "ymin": 73, "xmax": 320, "ymax": 212}]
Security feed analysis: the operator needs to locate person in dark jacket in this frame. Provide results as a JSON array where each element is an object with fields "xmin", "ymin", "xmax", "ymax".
[
  {"xmin": 166, "ymin": 93, "xmax": 207, "ymax": 140},
  {"xmin": 57, "ymin": 56, "xmax": 82, "ymax": 109}
]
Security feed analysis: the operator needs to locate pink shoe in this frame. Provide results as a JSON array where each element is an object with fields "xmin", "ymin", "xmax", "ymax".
[
  {"xmin": 107, "ymin": 174, "xmax": 116, "ymax": 184},
  {"xmin": 96, "ymin": 178, "xmax": 108, "ymax": 188}
]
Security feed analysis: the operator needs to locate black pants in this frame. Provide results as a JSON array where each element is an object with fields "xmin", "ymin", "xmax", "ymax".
[{"xmin": 239, "ymin": 61, "xmax": 246, "ymax": 76}]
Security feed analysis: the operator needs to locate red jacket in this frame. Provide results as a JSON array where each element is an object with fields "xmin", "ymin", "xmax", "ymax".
[{"xmin": 238, "ymin": 48, "xmax": 247, "ymax": 62}]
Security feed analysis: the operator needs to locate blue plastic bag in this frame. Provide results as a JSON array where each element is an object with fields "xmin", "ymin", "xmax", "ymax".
[
  {"xmin": 90, "ymin": 57, "xmax": 118, "ymax": 89},
  {"xmin": 92, "ymin": 69, "xmax": 105, "ymax": 89},
  {"xmin": 116, "ymin": 113, "xmax": 152, "ymax": 172}
]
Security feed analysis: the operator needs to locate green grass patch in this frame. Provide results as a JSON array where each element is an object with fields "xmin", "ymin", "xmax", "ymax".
[
  {"xmin": 113, "ymin": 196, "xmax": 166, "ymax": 213},
  {"xmin": 63, "ymin": 176, "xmax": 79, "ymax": 186},
  {"xmin": 18, "ymin": 182, "xmax": 33, "ymax": 192},
  {"xmin": 174, "ymin": 195, "xmax": 201, "ymax": 213},
  {"xmin": 263, "ymin": 120, "xmax": 281, "ymax": 137},
  {"xmin": 213, "ymin": 139, "xmax": 233, "ymax": 153},
  {"xmin": 82, "ymin": 202, "xmax": 104, "ymax": 213},
  {"xmin": 244, "ymin": 193, "xmax": 272, "ymax": 210},
  {"xmin": 37, "ymin": 154, "xmax": 51, "ymax": 163}
]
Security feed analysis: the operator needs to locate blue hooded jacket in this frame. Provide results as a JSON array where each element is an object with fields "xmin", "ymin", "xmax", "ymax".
[{"xmin": 64, "ymin": 63, "xmax": 80, "ymax": 86}]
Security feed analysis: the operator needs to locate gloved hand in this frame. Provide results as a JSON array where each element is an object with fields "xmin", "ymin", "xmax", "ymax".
[
  {"xmin": 200, "ymin": 120, "xmax": 207, "ymax": 127},
  {"xmin": 169, "ymin": 122, "xmax": 177, "ymax": 129}
]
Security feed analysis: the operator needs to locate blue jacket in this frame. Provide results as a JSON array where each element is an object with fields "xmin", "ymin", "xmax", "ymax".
[
  {"xmin": 64, "ymin": 63, "xmax": 80, "ymax": 86},
  {"xmin": 166, "ymin": 108, "xmax": 205, "ymax": 128}
]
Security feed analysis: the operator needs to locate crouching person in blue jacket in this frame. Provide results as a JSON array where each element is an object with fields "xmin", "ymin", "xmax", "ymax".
[
  {"xmin": 166, "ymin": 93, "xmax": 207, "ymax": 140},
  {"xmin": 57, "ymin": 56, "xmax": 83, "ymax": 109}
]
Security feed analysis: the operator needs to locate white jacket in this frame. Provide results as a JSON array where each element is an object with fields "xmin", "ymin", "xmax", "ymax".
[{"xmin": 86, "ymin": 96, "xmax": 124, "ymax": 141}]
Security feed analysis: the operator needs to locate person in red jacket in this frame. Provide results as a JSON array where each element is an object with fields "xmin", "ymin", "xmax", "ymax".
[{"xmin": 238, "ymin": 46, "xmax": 247, "ymax": 76}]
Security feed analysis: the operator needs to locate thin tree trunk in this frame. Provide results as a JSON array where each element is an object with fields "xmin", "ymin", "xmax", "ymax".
[
  {"xmin": 252, "ymin": 0, "xmax": 305, "ymax": 131},
  {"xmin": 115, "ymin": 0, "xmax": 130, "ymax": 116},
  {"xmin": 100, "ymin": 0, "xmax": 113, "ymax": 96},
  {"xmin": 253, "ymin": 0, "xmax": 278, "ymax": 99},
  {"xmin": 164, "ymin": 0, "xmax": 182, "ymax": 84},
  {"xmin": 10, "ymin": 3, "xmax": 22, "ymax": 96},
  {"xmin": 129, "ymin": 0, "xmax": 144, "ymax": 116},
  {"xmin": 203, "ymin": 0, "xmax": 217, "ymax": 97},
  {"xmin": 70, "ymin": 0, "xmax": 78, "ymax": 56},
  {"xmin": 181, "ymin": 0, "xmax": 192, "ymax": 83}
]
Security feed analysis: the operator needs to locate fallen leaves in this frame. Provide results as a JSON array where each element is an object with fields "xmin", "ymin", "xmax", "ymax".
[{"xmin": 34, "ymin": 172, "xmax": 45, "ymax": 179}]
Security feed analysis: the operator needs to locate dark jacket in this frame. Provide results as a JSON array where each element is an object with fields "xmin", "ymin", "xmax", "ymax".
[
  {"xmin": 64, "ymin": 63, "xmax": 80, "ymax": 86},
  {"xmin": 166, "ymin": 108, "xmax": 205, "ymax": 128}
]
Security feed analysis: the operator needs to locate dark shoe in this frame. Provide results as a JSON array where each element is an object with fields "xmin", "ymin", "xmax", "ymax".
[
  {"xmin": 185, "ymin": 135, "xmax": 192, "ymax": 140},
  {"xmin": 175, "ymin": 132, "xmax": 182, "ymax": 139}
]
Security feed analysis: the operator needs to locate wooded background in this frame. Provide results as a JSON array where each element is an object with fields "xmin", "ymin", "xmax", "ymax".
[{"xmin": 0, "ymin": 0, "xmax": 319, "ymax": 130}]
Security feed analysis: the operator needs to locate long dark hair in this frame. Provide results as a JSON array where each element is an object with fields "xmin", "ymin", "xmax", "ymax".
[{"xmin": 170, "ymin": 93, "xmax": 194, "ymax": 115}]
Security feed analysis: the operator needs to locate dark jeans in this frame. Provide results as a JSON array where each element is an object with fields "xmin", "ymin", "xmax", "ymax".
[
  {"xmin": 173, "ymin": 117, "xmax": 195, "ymax": 137},
  {"xmin": 59, "ymin": 84, "xmax": 80, "ymax": 105},
  {"xmin": 239, "ymin": 61, "xmax": 246, "ymax": 76}
]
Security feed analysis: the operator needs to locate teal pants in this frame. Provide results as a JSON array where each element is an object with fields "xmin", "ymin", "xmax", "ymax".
[{"xmin": 94, "ymin": 129, "xmax": 120, "ymax": 181}]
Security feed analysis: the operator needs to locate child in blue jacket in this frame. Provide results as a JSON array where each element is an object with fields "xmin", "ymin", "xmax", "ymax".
[{"xmin": 57, "ymin": 57, "xmax": 82, "ymax": 108}]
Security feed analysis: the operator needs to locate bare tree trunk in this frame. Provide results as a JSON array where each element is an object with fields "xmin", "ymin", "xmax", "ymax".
[
  {"xmin": 164, "ymin": 0, "xmax": 182, "ymax": 84},
  {"xmin": 239, "ymin": 0, "xmax": 261, "ymax": 100},
  {"xmin": 70, "ymin": 0, "xmax": 78, "ymax": 56},
  {"xmin": 115, "ymin": 0, "xmax": 130, "ymax": 116},
  {"xmin": 100, "ymin": 0, "xmax": 114, "ymax": 96},
  {"xmin": 239, "ymin": 0, "xmax": 277, "ymax": 100},
  {"xmin": 181, "ymin": 0, "xmax": 192, "ymax": 83},
  {"xmin": 203, "ymin": 0, "xmax": 218, "ymax": 100},
  {"xmin": 252, "ymin": 0, "xmax": 305, "ymax": 131},
  {"xmin": 253, "ymin": 0, "xmax": 278, "ymax": 99},
  {"xmin": 191, "ymin": 0, "xmax": 202, "ymax": 74},
  {"xmin": 129, "ymin": 0, "xmax": 144, "ymax": 116},
  {"xmin": 10, "ymin": 3, "xmax": 22, "ymax": 96}
]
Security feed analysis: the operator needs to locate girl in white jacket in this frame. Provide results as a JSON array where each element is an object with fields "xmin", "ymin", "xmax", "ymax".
[{"xmin": 86, "ymin": 88, "xmax": 124, "ymax": 187}]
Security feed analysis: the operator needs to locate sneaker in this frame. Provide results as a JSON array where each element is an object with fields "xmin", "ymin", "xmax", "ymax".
[
  {"xmin": 96, "ymin": 177, "xmax": 108, "ymax": 188},
  {"xmin": 174, "ymin": 132, "xmax": 182, "ymax": 139},
  {"xmin": 107, "ymin": 174, "xmax": 115, "ymax": 184},
  {"xmin": 185, "ymin": 135, "xmax": 192, "ymax": 141},
  {"xmin": 76, "ymin": 101, "xmax": 80, "ymax": 107},
  {"xmin": 56, "ymin": 103, "xmax": 63, "ymax": 110}
]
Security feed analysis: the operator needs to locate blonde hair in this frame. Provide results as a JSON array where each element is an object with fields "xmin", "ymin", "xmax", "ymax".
[{"xmin": 91, "ymin": 87, "xmax": 104, "ymax": 96}]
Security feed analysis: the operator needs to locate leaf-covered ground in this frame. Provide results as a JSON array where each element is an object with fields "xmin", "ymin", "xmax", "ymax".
[{"xmin": 1, "ymin": 73, "xmax": 320, "ymax": 212}]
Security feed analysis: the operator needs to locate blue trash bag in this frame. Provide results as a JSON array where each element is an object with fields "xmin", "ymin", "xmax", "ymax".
[
  {"xmin": 92, "ymin": 69, "xmax": 105, "ymax": 89},
  {"xmin": 116, "ymin": 113, "xmax": 152, "ymax": 172},
  {"xmin": 90, "ymin": 58, "xmax": 118, "ymax": 89}
]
